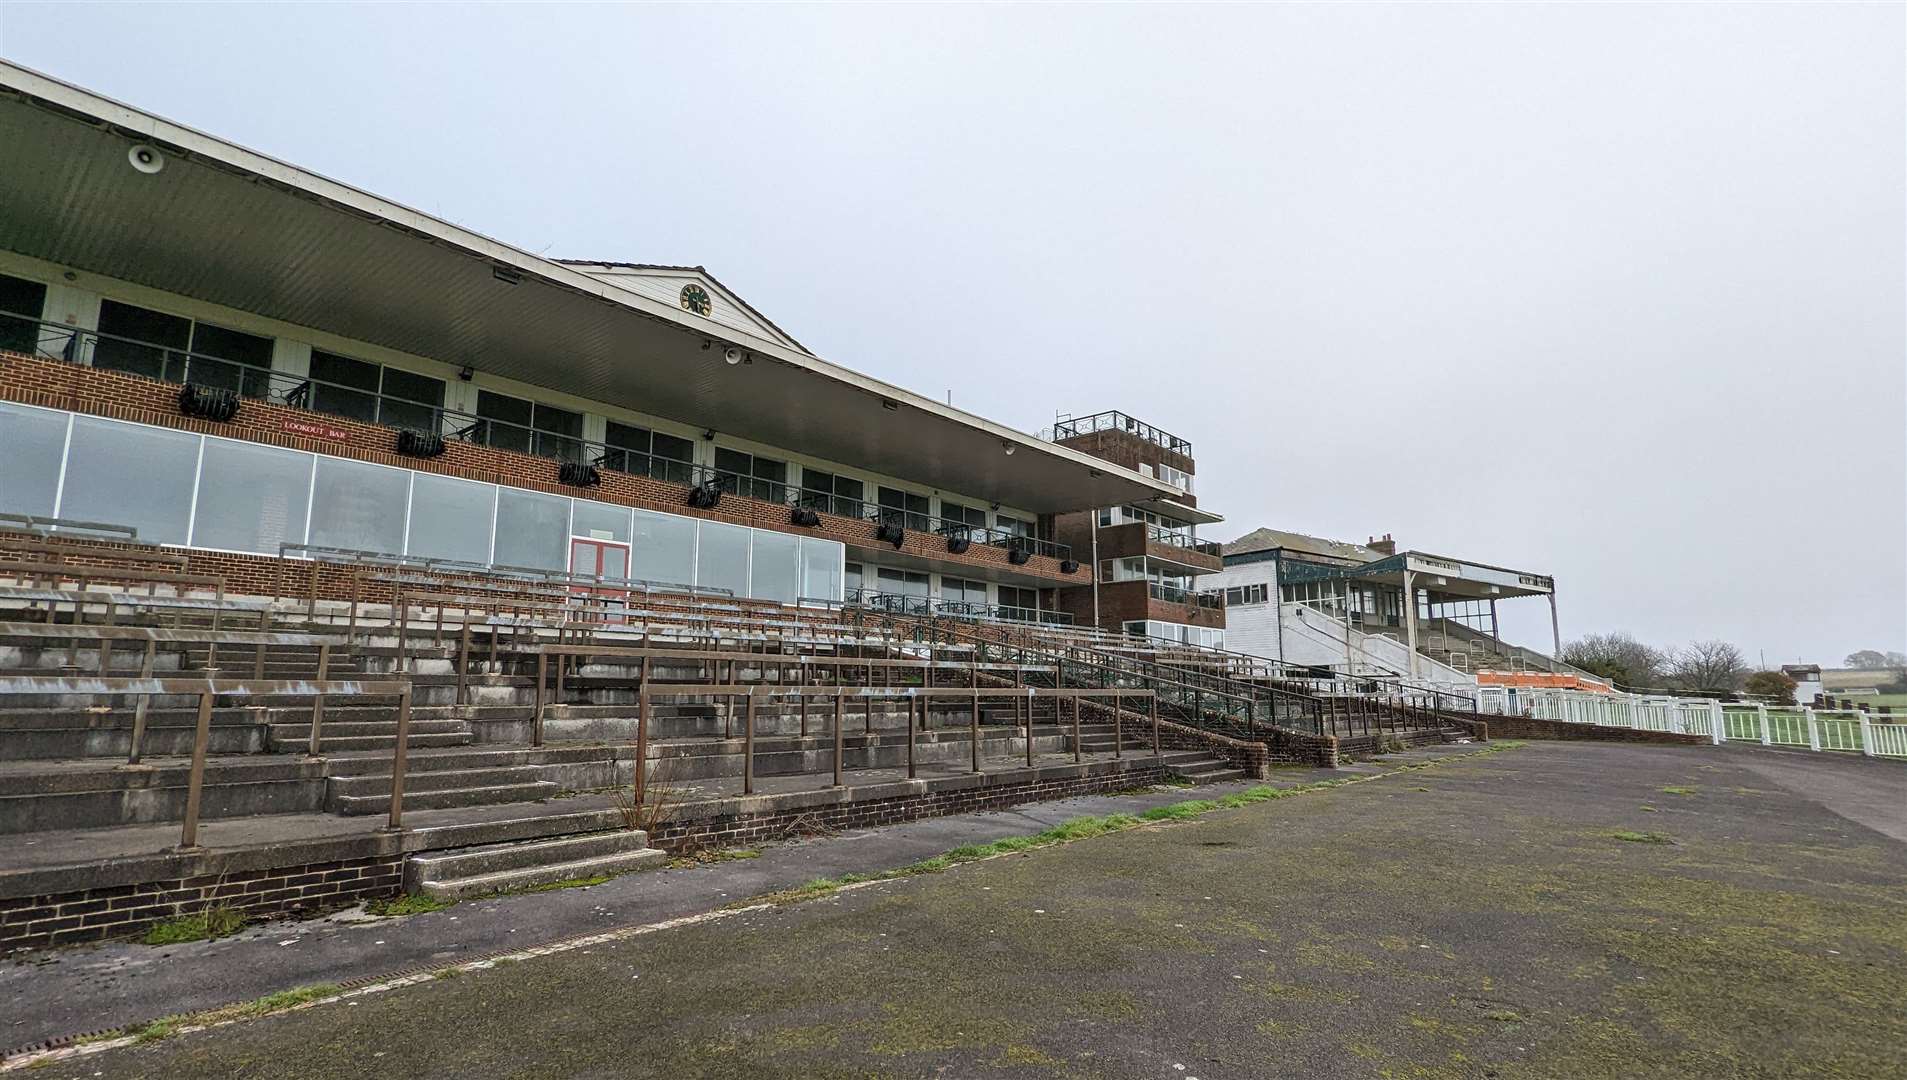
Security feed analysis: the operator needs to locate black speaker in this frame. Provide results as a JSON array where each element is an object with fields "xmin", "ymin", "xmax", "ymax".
[
  {"xmin": 790, "ymin": 506, "xmax": 820, "ymax": 527},
  {"xmin": 558, "ymin": 461, "xmax": 601, "ymax": 487},
  {"xmin": 687, "ymin": 479, "xmax": 723, "ymax": 509},
  {"xmin": 876, "ymin": 522, "xmax": 905, "ymax": 548},
  {"xmin": 946, "ymin": 535, "xmax": 971, "ymax": 554},
  {"xmin": 395, "ymin": 428, "xmax": 447, "ymax": 458},
  {"xmin": 1007, "ymin": 547, "xmax": 1032, "ymax": 565},
  {"xmin": 178, "ymin": 383, "xmax": 240, "ymax": 422},
  {"xmin": 1060, "ymin": 559, "xmax": 1080, "ymax": 574}
]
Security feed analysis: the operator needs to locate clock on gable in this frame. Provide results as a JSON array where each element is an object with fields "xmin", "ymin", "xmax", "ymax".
[{"xmin": 679, "ymin": 283, "xmax": 712, "ymax": 317}]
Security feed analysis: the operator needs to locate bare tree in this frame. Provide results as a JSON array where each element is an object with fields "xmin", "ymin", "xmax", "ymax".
[
  {"xmin": 1669, "ymin": 640, "xmax": 1749, "ymax": 693},
  {"xmin": 1562, "ymin": 632, "xmax": 1669, "ymax": 690}
]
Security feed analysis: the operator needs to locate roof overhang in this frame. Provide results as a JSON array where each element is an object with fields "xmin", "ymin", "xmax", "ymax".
[
  {"xmin": 0, "ymin": 62, "xmax": 1186, "ymax": 516},
  {"xmin": 1278, "ymin": 550, "xmax": 1553, "ymax": 600},
  {"xmin": 1133, "ymin": 496, "xmax": 1224, "ymax": 527}
]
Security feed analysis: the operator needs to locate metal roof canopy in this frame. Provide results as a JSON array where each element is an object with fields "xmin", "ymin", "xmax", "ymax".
[
  {"xmin": 0, "ymin": 62, "xmax": 1184, "ymax": 516},
  {"xmin": 1279, "ymin": 550, "xmax": 1554, "ymax": 600}
]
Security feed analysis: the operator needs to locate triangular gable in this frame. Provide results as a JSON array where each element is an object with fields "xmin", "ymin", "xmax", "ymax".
[{"xmin": 557, "ymin": 261, "xmax": 808, "ymax": 354}]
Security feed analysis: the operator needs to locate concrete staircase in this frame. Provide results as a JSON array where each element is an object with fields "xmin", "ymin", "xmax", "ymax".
[
  {"xmin": 404, "ymin": 829, "xmax": 666, "ymax": 900},
  {"xmin": 325, "ymin": 749, "xmax": 559, "ymax": 816},
  {"xmin": 267, "ymin": 704, "xmax": 475, "ymax": 754}
]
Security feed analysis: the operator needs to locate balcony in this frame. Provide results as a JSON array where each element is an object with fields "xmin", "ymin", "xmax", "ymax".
[
  {"xmin": 1045, "ymin": 410, "xmax": 1192, "ymax": 456},
  {"xmin": 0, "ymin": 312, "xmax": 1077, "ymax": 569},
  {"xmin": 1090, "ymin": 521, "xmax": 1222, "ymax": 573}
]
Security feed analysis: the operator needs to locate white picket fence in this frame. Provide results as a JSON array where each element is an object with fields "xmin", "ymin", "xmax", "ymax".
[{"xmin": 1475, "ymin": 687, "xmax": 1907, "ymax": 759}]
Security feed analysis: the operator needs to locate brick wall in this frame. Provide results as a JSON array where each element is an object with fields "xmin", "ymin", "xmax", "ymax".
[
  {"xmin": 0, "ymin": 349, "xmax": 1080, "ymax": 591},
  {"xmin": 1052, "ymin": 430, "xmax": 1198, "ymax": 507},
  {"xmin": 1481, "ymin": 714, "xmax": 1708, "ymax": 746},
  {"xmin": 0, "ymin": 855, "xmax": 401, "ymax": 953},
  {"xmin": 645, "ymin": 759, "xmax": 1168, "ymax": 853}
]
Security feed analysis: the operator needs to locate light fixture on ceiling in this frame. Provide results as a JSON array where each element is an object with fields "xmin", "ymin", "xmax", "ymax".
[
  {"xmin": 492, "ymin": 265, "xmax": 523, "ymax": 286},
  {"xmin": 1002, "ymin": 441, "xmax": 1015, "ymax": 456},
  {"xmin": 127, "ymin": 144, "xmax": 165, "ymax": 175},
  {"xmin": 723, "ymin": 346, "xmax": 743, "ymax": 366},
  {"xmin": 457, "ymin": 365, "xmax": 474, "ymax": 382},
  {"xmin": 881, "ymin": 400, "xmax": 900, "ymax": 412}
]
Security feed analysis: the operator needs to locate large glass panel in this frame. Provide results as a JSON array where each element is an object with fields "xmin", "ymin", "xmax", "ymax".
[
  {"xmin": 572, "ymin": 499, "xmax": 631, "ymax": 543},
  {"xmin": 532, "ymin": 404, "xmax": 584, "ymax": 462},
  {"xmin": 0, "ymin": 273, "xmax": 47, "ymax": 355},
  {"xmin": 878, "ymin": 487, "xmax": 930, "ymax": 531},
  {"xmin": 749, "ymin": 529, "xmax": 801, "ymax": 604},
  {"xmin": 60, "ymin": 416, "xmax": 198, "ymax": 543},
  {"xmin": 93, "ymin": 300, "xmax": 188, "ymax": 382},
  {"xmin": 800, "ymin": 538, "xmax": 845, "ymax": 602},
  {"xmin": 0, "ymin": 403, "xmax": 68, "ymax": 518},
  {"xmin": 187, "ymin": 322, "xmax": 274, "ymax": 398},
  {"xmin": 650, "ymin": 432, "xmax": 694, "ymax": 484},
  {"xmin": 308, "ymin": 350, "xmax": 380, "ymax": 423},
  {"xmin": 379, "ymin": 368, "xmax": 444, "ymax": 433},
  {"xmin": 406, "ymin": 473, "xmax": 494, "ymax": 564},
  {"xmin": 192, "ymin": 438, "xmax": 312, "ymax": 554},
  {"xmin": 631, "ymin": 509, "xmax": 697, "ymax": 586},
  {"xmin": 308, "ymin": 456, "xmax": 408, "ymax": 554},
  {"xmin": 695, "ymin": 520, "xmax": 750, "ymax": 596},
  {"xmin": 493, "ymin": 488, "xmax": 569, "ymax": 571},
  {"xmin": 476, "ymin": 391, "xmax": 534, "ymax": 453}
]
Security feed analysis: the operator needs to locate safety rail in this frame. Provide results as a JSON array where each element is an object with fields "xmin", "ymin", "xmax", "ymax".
[
  {"xmin": 1478, "ymin": 687, "xmax": 1907, "ymax": 759},
  {"xmin": 0, "ymin": 673, "xmax": 415, "ymax": 846},
  {"xmin": 1045, "ymin": 410, "xmax": 1192, "ymax": 456}
]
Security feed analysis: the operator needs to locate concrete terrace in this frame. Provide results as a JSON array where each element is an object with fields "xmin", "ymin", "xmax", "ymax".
[{"xmin": 13, "ymin": 740, "xmax": 1907, "ymax": 1078}]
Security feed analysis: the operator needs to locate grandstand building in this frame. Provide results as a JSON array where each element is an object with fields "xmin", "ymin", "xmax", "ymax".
[
  {"xmin": 1206, "ymin": 527, "xmax": 1572, "ymax": 687},
  {"xmin": 0, "ymin": 62, "xmax": 1208, "ymax": 623}
]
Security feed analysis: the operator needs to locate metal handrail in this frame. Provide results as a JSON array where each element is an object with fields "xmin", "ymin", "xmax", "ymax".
[{"xmin": 1045, "ymin": 410, "xmax": 1192, "ymax": 455}]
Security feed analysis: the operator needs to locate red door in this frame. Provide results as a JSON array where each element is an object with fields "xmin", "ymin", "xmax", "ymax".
[{"xmin": 569, "ymin": 537, "xmax": 631, "ymax": 622}]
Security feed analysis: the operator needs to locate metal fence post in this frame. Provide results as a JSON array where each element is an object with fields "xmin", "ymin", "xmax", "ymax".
[
  {"xmin": 744, "ymin": 691, "xmax": 756, "ymax": 794},
  {"xmin": 1072, "ymin": 694, "xmax": 1083, "ymax": 763},
  {"xmin": 176, "ymin": 690, "xmax": 214, "ymax": 851},
  {"xmin": 1805, "ymin": 707, "xmax": 1821, "ymax": 752},
  {"xmin": 533, "ymin": 652, "xmax": 547, "ymax": 748},
  {"xmin": 384, "ymin": 685, "xmax": 413, "ymax": 832},
  {"xmin": 307, "ymin": 641, "xmax": 330, "ymax": 758},
  {"xmin": 125, "ymin": 640, "xmax": 156, "ymax": 766},
  {"xmin": 635, "ymin": 676, "xmax": 650, "ymax": 810},
  {"xmin": 1151, "ymin": 694, "xmax": 1161, "ymax": 756},
  {"xmin": 907, "ymin": 689, "xmax": 918, "ymax": 780},
  {"xmin": 834, "ymin": 692, "xmax": 846, "ymax": 787},
  {"xmin": 971, "ymin": 685, "xmax": 981, "ymax": 773}
]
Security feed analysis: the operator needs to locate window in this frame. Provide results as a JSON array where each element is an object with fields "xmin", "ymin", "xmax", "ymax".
[
  {"xmin": 0, "ymin": 402, "xmax": 67, "ymax": 518},
  {"xmin": 800, "ymin": 539, "xmax": 845, "ymax": 602},
  {"xmin": 407, "ymin": 473, "xmax": 495, "ymax": 564},
  {"xmin": 192, "ymin": 439, "xmax": 312, "ymax": 554},
  {"xmin": 999, "ymin": 586, "xmax": 1039, "ymax": 620},
  {"xmin": 938, "ymin": 501, "xmax": 988, "ymax": 537},
  {"xmin": 696, "ymin": 520, "xmax": 751, "ymax": 594},
  {"xmin": 749, "ymin": 529, "xmax": 801, "ymax": 604},
  {"xmin": 1223, "ymin": 584, "xmax": 1269, "ymax": 607},
  {"xmin": 571, "ymin": 500, "xmax": 631, "ymax": 543},
  {"xmin": 996, "ymin": 514, "xmax": 1033, "ymax": 539},
  {"xmin": 714, "ymin": 449, "xmax": 787, "ymax": 503},
  {"xmin": 942, "ymin": 577, "xmax": 988, "ymax": 607},
  {"xmin": 59, "ymin": 416, "xmax": 199, "ymax": 545},
  {"xmin": 1097, "ymin": 507, "xmax": 1115, "ymax": 528},
  {"xmin": 796, "ymin": 469, "xmax": 864, "ymax": 518},
  {"xmin": 874, "ymin": 568, "xmax": 931, "ymax": 612},
  {"xmin": 476, "ymin": 392, "xmax": 583, "ymax": 461},
  {"xmin": 844, "ymin": 561, "xmax": 865, "ymax": 600},
  {"xmin": 92, "ymin": 300, "xmax": 189, "ymax": 384},
  {"xmin": 0, "ymin": 273, "xmax": 47, "ymax": 355},
  {"xmin": 308, "ymin": 351, "xmax": 444, "ymax": 432},
  {"xmin": 309, "ymin": 457, "xmax": 408, "ymax": 555},
  {"xmin": 1157, "ymin": 463, "xmax": 1193, "ymax": 493},
  {"xmin": 631, "ymin": 509, "xmax": 697, "ymax": 586},
  {"xmin": 877, "ymin": 487, "xmax": 930, "ymax": 531},
  {"xmin": 604, "ymin": 422, "xmax": 693, "ymax": 485},
  {"xmin": 493, "ymin": 488, "xmax": 570, "ymax": 571},
  {"xmin": 92, "ymin": 302, "xmax": 275, "ymax": 398}
]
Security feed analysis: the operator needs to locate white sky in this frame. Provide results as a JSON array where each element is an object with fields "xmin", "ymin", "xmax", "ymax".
[{"xmin": 1, "ymin": 2, "xmax": 1901, "ymax": 666}]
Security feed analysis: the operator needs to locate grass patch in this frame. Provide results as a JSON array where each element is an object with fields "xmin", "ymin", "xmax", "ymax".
[
  {"xmin": 727, "ymin": 743, "xmax": 1523, "ymax": 910},
  {"xmin": 1611, "ymin": 830, "xmax": 1674, "ymax": 845},
  {"xmin": 1661, "ymin": 786, "xmax": 1698, "ymax": 796},
  {"xmin": 365, "ymin": 893, "xmax": 455, "ymax": 917},
  {"xmin": 124, "ymin": 983, "xmax": 342, "ymax": 1043},
  {"xmin": 141, "ymin": 905, "xmax": 246, "ymax": 945}
]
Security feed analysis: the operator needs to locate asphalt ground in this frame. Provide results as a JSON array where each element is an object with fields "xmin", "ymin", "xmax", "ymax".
[{"xmin": 16, "ymin": 741, "xmax": 1907, "ymax": 1079}]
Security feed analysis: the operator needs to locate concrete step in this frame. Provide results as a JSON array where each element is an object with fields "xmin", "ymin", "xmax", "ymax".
[
  {"xmin": 328, "ymin": 765, "xmax": 546, "ymax": 797},
  {"xmin": 269, "ymin": 720, "xmax": 469, "ymax": 739},
  {"xmin": 296, "ymin": 732, "xmax": 473, "ymax": 753},
  {"xmin": 331, "ymin": 780, "xmax": 559, "ymax": 816},
  {"xmin": 410, "ymin": 837, "xmax": 666, "ymax": 901},
  {"xmin": 408, "ymin": 828, "xmax": 650, "ymax": 883}
]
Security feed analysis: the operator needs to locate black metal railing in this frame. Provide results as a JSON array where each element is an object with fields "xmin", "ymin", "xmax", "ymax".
[
  {"xmin": 846, "ymin": 589, "xmax": 1073, "ymax": 626},
  {"xmin": 1146, "ymin": 524, "xmax": 1222, "ymax": 557},
  {"xmin": 1048, "ymin": 410, "xmax": 1192, "ymax": 456}
]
